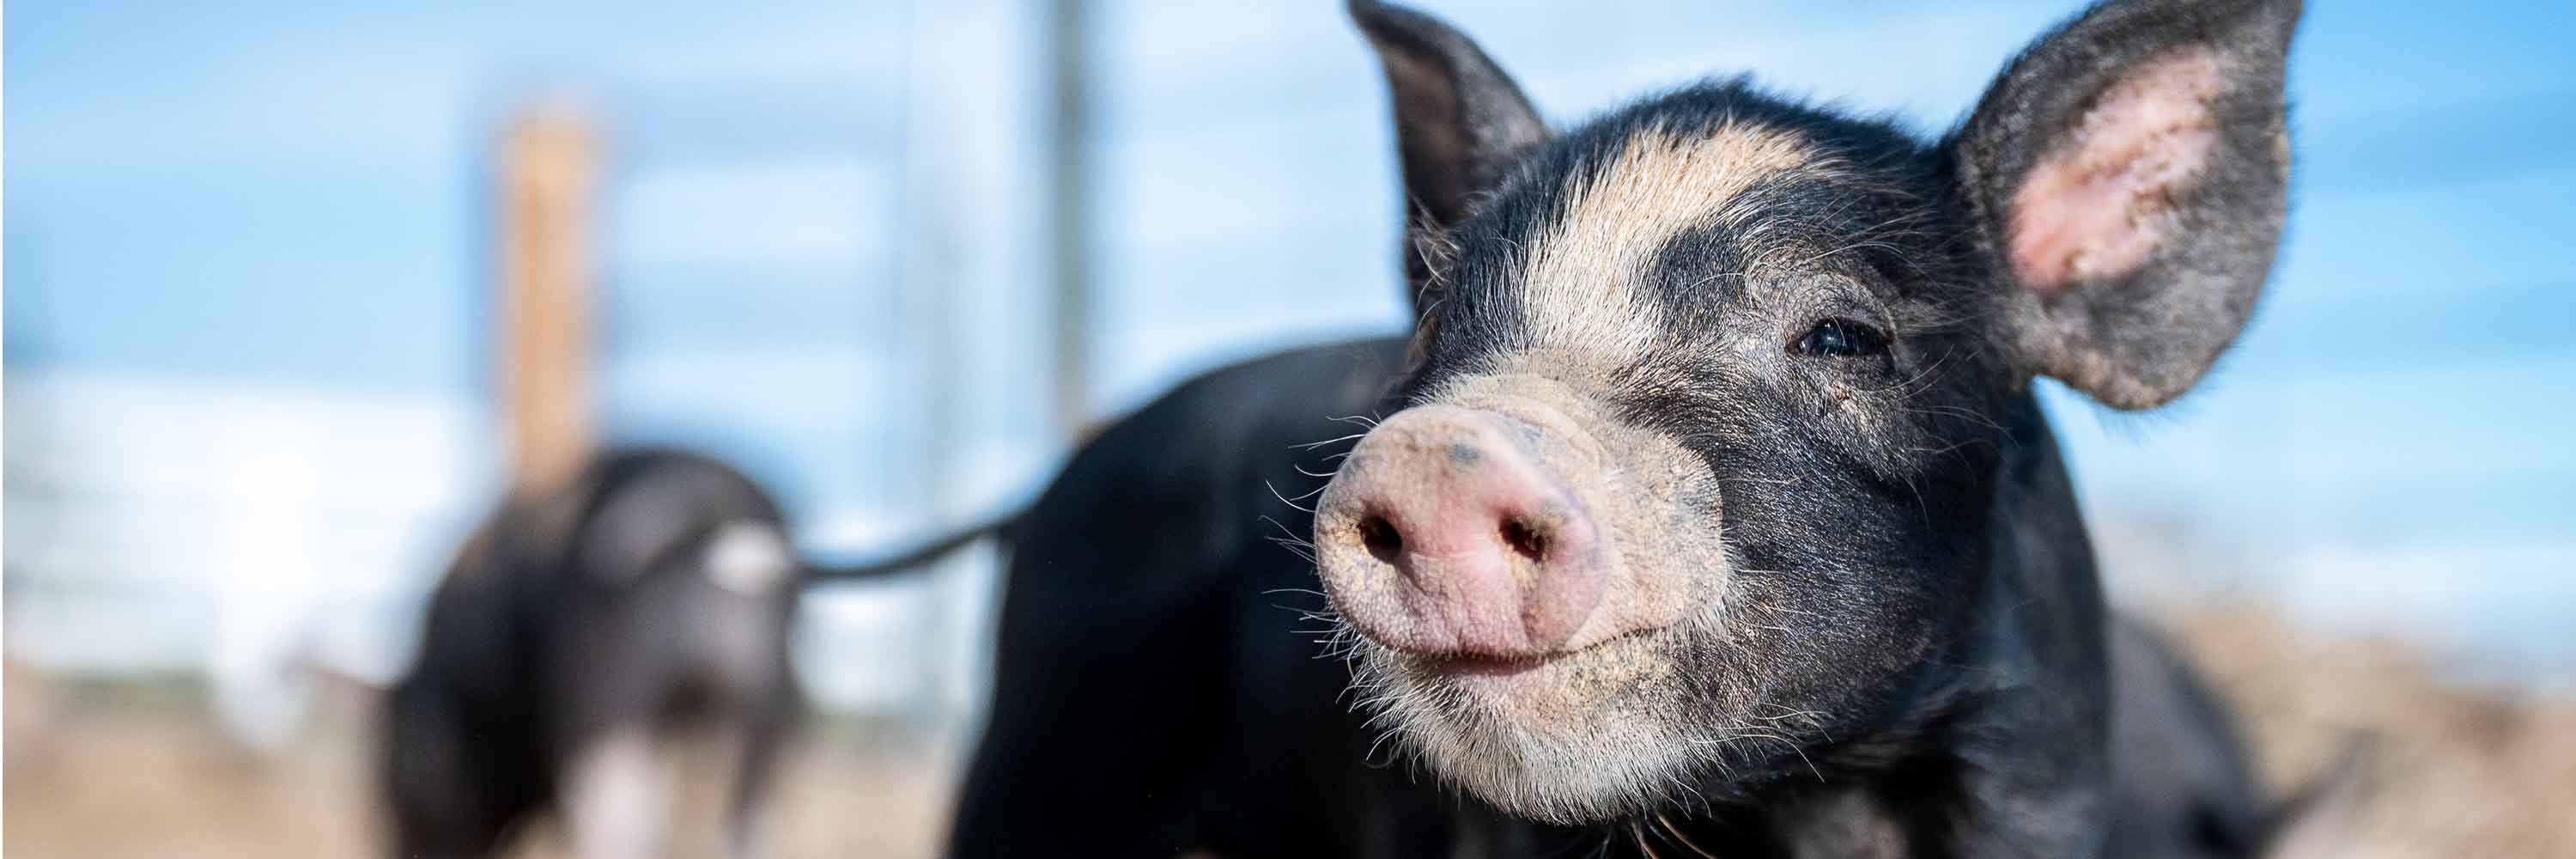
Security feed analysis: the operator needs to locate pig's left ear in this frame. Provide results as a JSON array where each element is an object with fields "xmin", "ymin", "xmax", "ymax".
[{"xmin": 1952, "ymin": 0, "xmax": 2300, "ymax": 410}]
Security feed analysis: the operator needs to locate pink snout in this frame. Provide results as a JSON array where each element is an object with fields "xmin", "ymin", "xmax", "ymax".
[{"xmin": 1313, "ymin": 404, "xmax": 1612, "ymax": 660}]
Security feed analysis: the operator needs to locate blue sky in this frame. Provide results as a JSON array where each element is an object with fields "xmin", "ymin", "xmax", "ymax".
[
  {"xmin": 9, "ymin": 1, "xmax": 2573, "ymax": 396},
  {"xmin": 7, "ymin": 1, "xmax": 2575, "ymax": 678},
  {"xmin": 3, "ymin": 0, "xmax": 906, "ymax": 393}
]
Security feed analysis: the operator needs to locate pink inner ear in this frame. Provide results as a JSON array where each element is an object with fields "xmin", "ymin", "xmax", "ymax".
[{"xmin": 2008, "ymin": 49, "xmax": 2224, "ymax": 295}]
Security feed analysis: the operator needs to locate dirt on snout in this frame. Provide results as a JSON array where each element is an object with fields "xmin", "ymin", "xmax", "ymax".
[{"xmin": 5, "ymin": 609, "xmax": 2572, "ymax": 858}]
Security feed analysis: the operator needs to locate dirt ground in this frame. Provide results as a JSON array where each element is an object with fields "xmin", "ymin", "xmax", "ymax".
[
  {"xmin": 5, "ymin": 607, "xmax": 2571, "ymax": 858},
  {"xmin": 2, "ymin": 679, "xmax": 955, "ymax": 859},
  {"xmin": 2161, "ymin": 609, "xmax": 2576, "ymax": 859}
]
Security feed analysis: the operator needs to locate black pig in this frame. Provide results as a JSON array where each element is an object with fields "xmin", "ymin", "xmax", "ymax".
[
  {"xmin": 1309, "ymin": 0, "xmax": 2299, "ymax": 855},
  {"xmin": 946, "ymin": 0, "xmax": 2299, "ymax": 855},
  {"xmin": 384, "ymin": 449, "xmax": 910, "ymax": 859}
]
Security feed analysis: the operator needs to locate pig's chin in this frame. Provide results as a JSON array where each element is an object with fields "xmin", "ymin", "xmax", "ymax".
[{"xmin": 1349, "ymin": 628, "xmax": 1708, "ymax": 824}]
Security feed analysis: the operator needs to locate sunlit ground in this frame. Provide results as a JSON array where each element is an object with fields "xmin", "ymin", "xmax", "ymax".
[
  {"xmin": 2164, "ymin": 610, "xmax": 2576, "ymax": 858},
  {"xmin": 6, "ymin": 604, "xmax": 2571, "ymax": 858},
  {"xmin": 3, "ymin": 679, "xmax": 953, "ymax": 859}
]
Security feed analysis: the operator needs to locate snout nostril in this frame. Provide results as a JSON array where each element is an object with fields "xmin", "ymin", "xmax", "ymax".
[
  {"xmin": 1500, "ymin": 517, "xmax": 1547, "ymax": 562},
  {"xmin": 1359, "ymin": 515, "xmax": 1404, "ymax": 564}
]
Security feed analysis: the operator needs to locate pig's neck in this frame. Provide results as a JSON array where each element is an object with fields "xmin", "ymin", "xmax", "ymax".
[
  {"xmin": 1921, "ymin": 389, "xmax": 2114, "ymax": 856},
  {"xmin": 1668, "ymin": 391, "xmax": 2116, "ymax": 858}
]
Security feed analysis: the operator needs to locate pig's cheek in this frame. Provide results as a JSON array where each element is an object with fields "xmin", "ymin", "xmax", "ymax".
[{"xmin": 1607, "ymin": 433, "xmax": 1729, "ymax": 630}]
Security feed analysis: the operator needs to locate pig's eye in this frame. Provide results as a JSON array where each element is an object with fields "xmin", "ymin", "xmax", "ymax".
[{"xmin": 1795, "ymin": 318, "xmax": 1888, "ymax": 358}]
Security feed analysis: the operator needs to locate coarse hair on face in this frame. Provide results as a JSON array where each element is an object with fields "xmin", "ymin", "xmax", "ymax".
[{"xmin": 1331, "ymin": 0, "xmax": 2298, "ymax": 825}]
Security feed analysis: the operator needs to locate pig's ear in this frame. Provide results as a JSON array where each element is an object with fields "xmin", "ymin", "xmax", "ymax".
[
  {"xmin": 1350, "ymin": 0, "xmax": 1548, "ymax": 315},
  {"xmin": 1952, "ymin": 0, "xmax": 2300, "ymax": 410}
]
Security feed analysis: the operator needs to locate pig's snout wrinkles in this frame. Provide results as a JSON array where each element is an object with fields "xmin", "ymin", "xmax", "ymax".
[{"xmin": 1314, "ymin": 404, "xmax": 1616, "ymax": 660}]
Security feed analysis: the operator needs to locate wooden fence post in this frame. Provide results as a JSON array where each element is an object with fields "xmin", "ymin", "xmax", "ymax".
[{"xmin": 497, "ymin": 107, "xmax": 599, "ymax": 495}]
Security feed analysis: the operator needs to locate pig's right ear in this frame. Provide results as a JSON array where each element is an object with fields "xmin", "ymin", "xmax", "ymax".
[
  {"xmin": 1951, "ymin": 0, "xmax": 2300, "ymax": 410},
  {"xmin": 1350, "ymin": 0, "xmax": 1548, "ymax": 316}
]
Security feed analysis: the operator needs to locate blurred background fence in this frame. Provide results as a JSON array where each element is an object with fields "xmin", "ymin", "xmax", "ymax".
[{"xmin": 4, "ymin": 0, "xmax": 2573, "ymax": 844}]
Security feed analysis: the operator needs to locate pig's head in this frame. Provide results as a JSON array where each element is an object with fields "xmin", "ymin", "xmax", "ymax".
[{"xmin": 1315, "ymin": 0, "xmax": 2298, "ymax": 824}]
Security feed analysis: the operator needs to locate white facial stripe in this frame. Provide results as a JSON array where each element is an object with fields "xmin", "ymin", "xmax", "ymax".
[
  {"xmin": 563, "ymin": 725, "xmax": 674, "ymax": 859},
  {"xmin": 703, "ymin": 521, "xmax": 795, "ymax": 595},
  {"xmin": 1517, "ymin": 123, "xmax": 1820, "ymax": 356}
]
